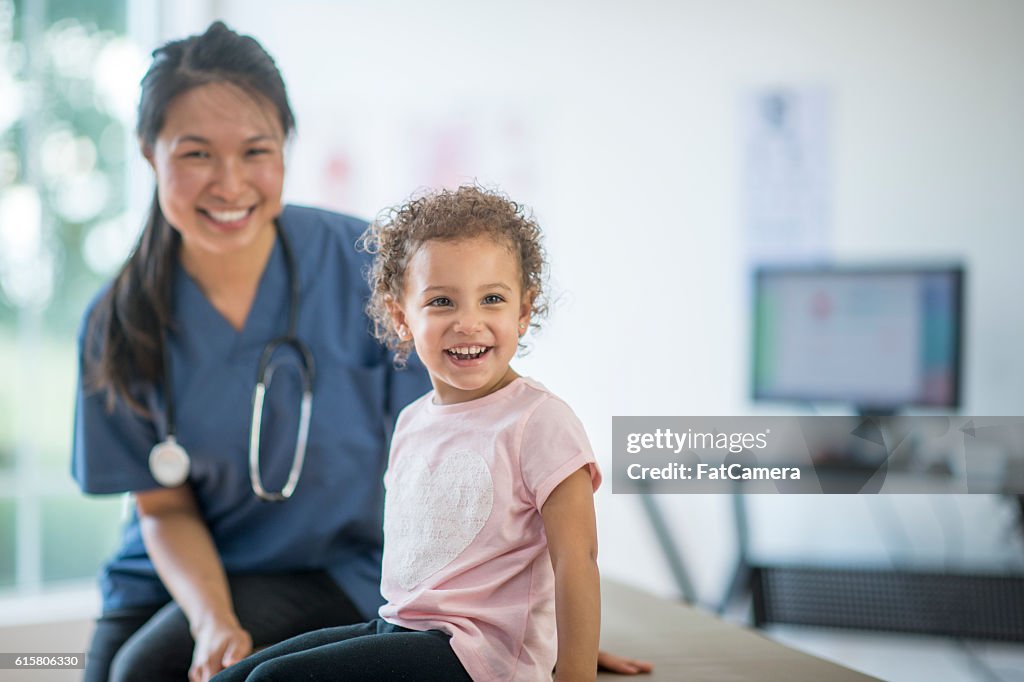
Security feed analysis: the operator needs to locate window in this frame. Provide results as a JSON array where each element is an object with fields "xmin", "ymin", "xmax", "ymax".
[{"xmin": 0, "ymin": 0, "xmax": 144, "ymax": 592}]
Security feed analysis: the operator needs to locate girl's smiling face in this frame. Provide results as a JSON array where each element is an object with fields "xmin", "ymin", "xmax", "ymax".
[{"xmin": 391, "ymin": 235, "xmax": 532, "ymax": 405}]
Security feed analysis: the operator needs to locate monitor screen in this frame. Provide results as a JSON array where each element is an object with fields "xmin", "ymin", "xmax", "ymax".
[{"xmin": 752, "ymin": 265, "xmax": 964, "ymax": 412}]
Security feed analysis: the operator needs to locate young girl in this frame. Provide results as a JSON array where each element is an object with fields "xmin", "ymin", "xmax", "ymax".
[{"xmin": 213, "ymin": 185, "xmax": 601, "ymax": 681}]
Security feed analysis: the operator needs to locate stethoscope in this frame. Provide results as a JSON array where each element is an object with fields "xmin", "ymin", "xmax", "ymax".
[{"xmin": 147, "ymin": 221, "xmax": 316, "ymax": 502}]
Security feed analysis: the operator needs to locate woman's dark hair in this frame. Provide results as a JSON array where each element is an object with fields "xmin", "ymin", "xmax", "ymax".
[{"xmin": 86, "ymin": 21, "xmax": 295, "ymax": 414}]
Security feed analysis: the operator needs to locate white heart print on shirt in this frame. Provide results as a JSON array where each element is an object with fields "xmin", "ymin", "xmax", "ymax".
[{"xmin": 384, "ymin": 449, "xmax": 494, "ymax": 590}]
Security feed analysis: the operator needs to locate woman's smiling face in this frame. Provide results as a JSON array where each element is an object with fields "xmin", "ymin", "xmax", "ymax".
[
  {"xmin": 392, "ymin": 235, "xmax": 532, "ymax": 405},
  {"xmin": 145, "ymin": 81, "xmax": 285, "ymax": 265}
]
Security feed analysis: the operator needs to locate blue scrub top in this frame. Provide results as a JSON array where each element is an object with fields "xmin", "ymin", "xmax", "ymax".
[{"xmin": 71, "ymin": 205, "xmax": 432, "ymax": 618}]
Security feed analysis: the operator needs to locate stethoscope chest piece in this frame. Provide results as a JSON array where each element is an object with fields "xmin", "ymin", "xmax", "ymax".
[{"xmin": 149, "ymin": 436, "xmax": 190, "ymax": 487}]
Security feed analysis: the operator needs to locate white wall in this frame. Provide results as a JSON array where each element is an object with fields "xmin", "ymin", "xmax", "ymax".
[
  {"xmin": 204, "ymin": 0, "xmax": 1024, "ymax": 605},
  {"xmin": 0, "ymin": 586, "xmax": 97, "ymax": 682},
  {"xmin": 0, "ymin": 619, "xmax": 90, "ymax": 682}
]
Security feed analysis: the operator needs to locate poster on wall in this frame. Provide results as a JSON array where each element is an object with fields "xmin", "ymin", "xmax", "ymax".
[
  {"xmin": 405, "ymin": 105, "xmax": 539, "ymax": 198},
  {"xmin": 741, "ymin": 87, "xmax": 831, "ymax": 265},
  {"xmin": 289, "ymin": 100, "xmax": 542, "ymax": 221}
]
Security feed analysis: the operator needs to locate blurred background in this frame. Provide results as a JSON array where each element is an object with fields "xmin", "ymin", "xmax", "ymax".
[{"xmin": 1, "ymin": 1, "xmax": 1022, "ymax": 680}]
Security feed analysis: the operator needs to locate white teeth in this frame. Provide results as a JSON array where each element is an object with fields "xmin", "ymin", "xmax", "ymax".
[
  {"xmin": 207, "ymin": 209, "xmax": 249, "ymax": 222},
  {"xmin": 447, "ymin": 345, "xmax": 487, "ymax": 356}
]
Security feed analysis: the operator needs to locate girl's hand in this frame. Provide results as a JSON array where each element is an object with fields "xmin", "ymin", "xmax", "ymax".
[
  {"xmin": 189, "ymin": 620, "xmax": 252, "ymax": 682},
  {"xmin": 597, "ymin": 649, "xmax": 654, "ymax": 675}
]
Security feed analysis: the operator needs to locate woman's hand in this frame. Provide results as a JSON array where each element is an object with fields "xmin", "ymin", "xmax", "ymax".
[
  {"xmin": 597, "ymin": 649, "xmax": 654, "ymax": 675},
  {"xmin": 136, "ymin": 486, "xmax": 251, "ymax": 681},
  {"xmin": 189, "ymin": 619, "xmax": 252, "ymax": 682}
]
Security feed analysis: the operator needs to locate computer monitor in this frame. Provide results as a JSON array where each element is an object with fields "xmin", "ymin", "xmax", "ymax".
[{"xmin": 752, "ymin": 265, "xmax": 964, "ymax": 414}]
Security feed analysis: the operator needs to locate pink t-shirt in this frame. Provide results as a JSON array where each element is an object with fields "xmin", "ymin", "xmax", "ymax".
[{"xmin": 378, "ymin": 377, "xmax": 600, "ymax": 682}]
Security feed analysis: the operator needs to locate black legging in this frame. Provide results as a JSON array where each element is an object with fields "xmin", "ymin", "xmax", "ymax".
[
  {"xmin": 210, "ymin": 618, "xmax": 472, "ymax": 682},
  {"xmin": 85, "ymin": 571, "xmax": 364, "ymax": 682}
]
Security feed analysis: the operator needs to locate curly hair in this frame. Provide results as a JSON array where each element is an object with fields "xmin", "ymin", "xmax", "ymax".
[{"xmin": 359, "ymin": 185, "xmax": 549, "ymax": 365}]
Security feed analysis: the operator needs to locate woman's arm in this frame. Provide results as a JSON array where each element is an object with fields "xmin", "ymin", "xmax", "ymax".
[
  {"xmin": 136, "ymin": 486, "xmax": 252, "ymax": 682},
  {"xmin": 542, "ymin": 466, "xmax": 601, "ymax": 682}
]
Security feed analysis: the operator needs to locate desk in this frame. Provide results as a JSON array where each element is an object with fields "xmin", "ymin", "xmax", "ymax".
[{"xmin": 598, "ymin": 580, "xmax": 880, "ymax": 681}]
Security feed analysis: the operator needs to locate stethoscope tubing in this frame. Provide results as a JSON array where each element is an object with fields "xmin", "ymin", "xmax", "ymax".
[{"xmin": 152, "ymin": 220, "xmax": 315, "ymax": 501}]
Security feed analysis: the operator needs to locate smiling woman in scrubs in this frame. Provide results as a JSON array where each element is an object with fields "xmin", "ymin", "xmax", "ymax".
[
  {"xmin": 72, "ymin": 21, "xmax": 430, "ymax": 682},
  {"xmin": 73, "ymin": 21, "xmax": 650, "ymax": 682}
]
